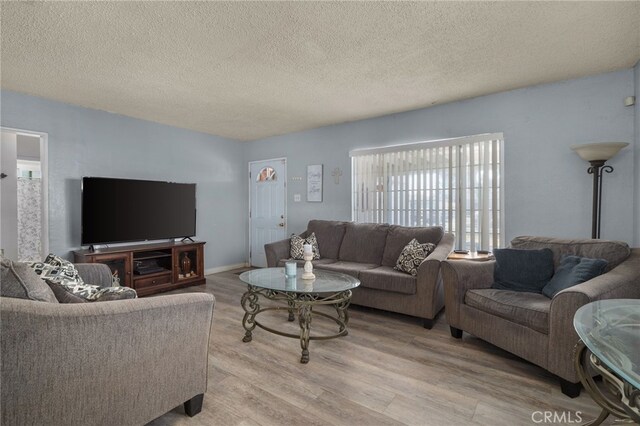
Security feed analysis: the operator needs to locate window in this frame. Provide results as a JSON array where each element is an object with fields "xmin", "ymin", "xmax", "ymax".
[
  {"xmin": 351, "ymin": 133, "xmax": 504, "ymax": 250},
  {"xmin": 256, "ymin": 166, "xmax": 276, "ymax": 182}
]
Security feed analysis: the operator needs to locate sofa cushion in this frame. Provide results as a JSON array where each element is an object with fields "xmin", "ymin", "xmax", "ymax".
[
  {"xmin": 0, "ymin": 257, "xmax": 58, "ymax": 303},
  {"xmin": 290, "ymin": 233, "xmax": 320, "ymax": 260},
  {"xmin": 315, "ymin": 261, "xmax": 378, "ymax": 278},
  {"xmin": 510, "ymin": 236, "xmax": 630, "ymax": 271},
  {"xmin": 306, "ymin": 220, "xmax": 347, "ymax": 260},
  {"xmin": 465, "ymin": 288, "xmax": 551, "ymax": 334},
  {"xmin": 359, "ymin": 266, "xmax": 417, "ymax": 295},
  {"xmin": 277, "ymin": 258, "xmax": 337, "ymax": 267},
  {"xmin": 338, "ymin": 223, "xmax": 389, "ymax": 264},
  {"xmin": 542, "ymin": 255, "xmax": 608, "ymax": 298},
  {"xmin": 382, "ymin": 225, "xmax": 444, "ymax": 267},
  {"xmin": 491, "ymin": 248, "xmax": 554, "ymax": 294},
  {"xmin": 394, "ymin": 239, "xmax": 436, "ymax": 276}
]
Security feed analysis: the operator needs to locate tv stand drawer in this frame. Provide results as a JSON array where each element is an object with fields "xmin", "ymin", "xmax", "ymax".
[{"xmin": 134, "ymin": 273, "xmax": 172, "ymax": 289}]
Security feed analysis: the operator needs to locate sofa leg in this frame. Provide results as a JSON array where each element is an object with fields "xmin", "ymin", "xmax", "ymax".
[
  {"xmin": 450, "ymin": 326, "xmax": 463, "ymax": 338},
  {"xmin": 184, "ymin": 394, "xmax": 204, "ymax": 417},
  {"xmin": 422, "ymin": 318, "xmax": 434, "ymax": 329},
  {"xmin": 559, "ymin": 379, "xmax": 581, "ymax": 398}
]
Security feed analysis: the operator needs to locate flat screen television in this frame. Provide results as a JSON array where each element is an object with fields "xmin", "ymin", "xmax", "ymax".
[{"xmin": 82, "ymin": 177, "xmax": 196, "ymax": 245}]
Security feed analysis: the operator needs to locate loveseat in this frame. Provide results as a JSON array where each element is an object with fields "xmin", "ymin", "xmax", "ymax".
[
  {"xmin": 1, "ymin": 260, "xmax": 215, "ymax": 425},
  {"xmin": 265, "ymin": 220, "xmax": 455, "ymax": 327},
  {"xmin": 441, "ymin": 236, "xmax": 640, "ymax": 397}
]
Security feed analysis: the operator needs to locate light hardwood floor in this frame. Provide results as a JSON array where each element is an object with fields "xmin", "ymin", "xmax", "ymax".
[{"xmin": 148, "ymin": 269, "xmax": 608, "ymax": 426}]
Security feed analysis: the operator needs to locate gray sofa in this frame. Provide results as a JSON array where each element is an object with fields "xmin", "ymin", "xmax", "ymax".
[
  {"xmin": 441, "ymin": 236, "xmax": 640, "ymax": 397},
  {"xmin": 265, "ymin": 220, "xmax": 455, "ymax": 327},
  {"xmin": 1, "ymin": 262, "xmax": 215, "ymax": 425}
]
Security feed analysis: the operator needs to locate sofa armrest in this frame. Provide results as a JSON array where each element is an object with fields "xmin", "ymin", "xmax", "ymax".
[
  {"xmin": 1, "ymin": 293, "xmax": 215, "ymax": 425},
  {"xmin": 75, "ymin": 263, "xmax": 114, "ymax": 287},
  {"xmin": 416, "ymin": 232, "xmax": 455, "ymax": 278},
  {"xmin": 413, "ymin": 233, "xmax": 455, "ymax": 319},
  {"xmin": 265, "ymin": 238, "xmax": 291, "ymax": 267},
  {"xmin": 441, "ymin": 259, "xmax": 495, "ymax": 327},
  {"xmin": 547, "ymin": 249, "xmax": 640, "ymax": 382},
  {"xmin": 423, "ymin": 232, "xmax": 455, "ymax": 264}
]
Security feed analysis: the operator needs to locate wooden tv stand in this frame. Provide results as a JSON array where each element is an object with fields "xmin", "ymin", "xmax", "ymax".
[{"xmin": 74, "ymin": 241, "xmax": 206, "ymax": 297}]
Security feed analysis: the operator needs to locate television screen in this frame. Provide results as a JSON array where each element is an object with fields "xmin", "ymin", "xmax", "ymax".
[{"xmin": 82, "ymin": 177, "xmax": 196, "ymax": 245}]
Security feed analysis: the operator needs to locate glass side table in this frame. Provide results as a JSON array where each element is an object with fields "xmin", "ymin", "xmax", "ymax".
[{"xmin": 573, "ymin": 299, "xmax": 640, "ymax": 425}]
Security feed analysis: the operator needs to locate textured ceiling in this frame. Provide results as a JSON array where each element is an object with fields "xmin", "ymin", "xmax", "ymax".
[{"xmin": 1, "ymin": 2, "xmax": 639, "ymax": 141}]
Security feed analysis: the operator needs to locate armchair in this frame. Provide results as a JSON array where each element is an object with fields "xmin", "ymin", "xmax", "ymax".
[
  {"xmin": 442, "ymin": 236, "xmax": 640, "ymax": 397},
  {"xmin": 1, "ymin": 262, "xmax": 215, "ymax": 425}
]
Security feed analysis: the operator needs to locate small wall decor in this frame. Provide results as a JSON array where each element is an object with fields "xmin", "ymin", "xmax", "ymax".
[
  {"xmin": 307, "ymin": 164, "xmax": 323, "ymax": 202},
  {"xmin": 331, "ymin": 167, "xmax": 342, "ymax": 184}
]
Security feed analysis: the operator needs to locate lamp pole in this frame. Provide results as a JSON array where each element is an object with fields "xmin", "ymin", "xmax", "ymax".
[{"xmin": 587, "ymin": 160, "xmax": 613, "ymax": 239}]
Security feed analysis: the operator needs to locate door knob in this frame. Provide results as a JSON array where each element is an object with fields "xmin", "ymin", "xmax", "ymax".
[{"xmin": 0, "ymin": 173, "xmax": 7, "ymax": 179}]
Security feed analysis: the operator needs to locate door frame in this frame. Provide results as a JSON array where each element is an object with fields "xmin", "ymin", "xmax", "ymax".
[
  {"xmin": 248, "ymin": 157, "xmax": 287, "ymax": 266},
  {"xmin": 1, "ymin": 126, "xmax": 50, "ymax": 257}
]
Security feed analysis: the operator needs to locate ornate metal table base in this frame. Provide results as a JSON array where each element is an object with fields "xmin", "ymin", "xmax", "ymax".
[
  {"xmin": 241, "ymin": 285, "xmax": 352, "ymax": 363},
  {"xmin": 574, "ymin": 341, "xmax": 640, "ymax": 426}
]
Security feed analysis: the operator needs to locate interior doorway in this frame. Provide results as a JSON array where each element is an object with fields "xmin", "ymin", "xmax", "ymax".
[
  {"xmin": 248, "ymin": 158, "xmax": 287, "ymax": 267},
  {"xmin": 0, "ymin": 127, "xmax": 49, "ymax": 261}
]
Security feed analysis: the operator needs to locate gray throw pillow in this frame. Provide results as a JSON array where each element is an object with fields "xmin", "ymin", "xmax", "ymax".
[
  {"xmin": 0, "ymin": 257, "xmax": 58, "ymax": 303},
  {"xmin": 491, "ymin": 248, "xmax": 554, "ymax": 293},
  {"xmin": 542, "ymin": 255, "xmax": 608, "ymax": 298},
  {"xmin": 47, "ymin": 281, "xmax": 89, "ymax": 303}
]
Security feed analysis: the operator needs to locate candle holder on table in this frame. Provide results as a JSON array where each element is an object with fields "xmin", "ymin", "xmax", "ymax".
[{"xmin": 301, "ymin": 253, "xmax": 315, "ymax": 280}]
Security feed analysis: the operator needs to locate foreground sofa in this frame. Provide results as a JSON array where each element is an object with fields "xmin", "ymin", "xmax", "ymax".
[
  {"xmin": 441, "ymin": 236, "xmax": 640, "ymax": 397},
  {"xmin": 1, "ymin": 262, "xmax": 215, "ymax": 425},
  {"xmin": 265, "ymin": 220, "xmax": 455, "ymax": 327}
]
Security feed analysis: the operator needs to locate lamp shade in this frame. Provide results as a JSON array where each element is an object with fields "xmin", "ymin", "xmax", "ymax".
[{"xmin": 570, "ymin": 142, "xmax": 629, "ymax": 162}]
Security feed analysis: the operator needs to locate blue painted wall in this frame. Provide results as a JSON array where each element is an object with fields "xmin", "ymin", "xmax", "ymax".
[
  {"xmin": 1, "ymin": 90, "xmax": 246, "ymax": 269},
  {"xmin": 245, "ymin": 69, "xmax": 636, "ymax": 246}
]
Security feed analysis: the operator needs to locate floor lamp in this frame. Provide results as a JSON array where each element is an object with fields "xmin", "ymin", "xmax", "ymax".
[{"xmin": 570, "ymin": 142, "xmax": 629, "ymax": 239}]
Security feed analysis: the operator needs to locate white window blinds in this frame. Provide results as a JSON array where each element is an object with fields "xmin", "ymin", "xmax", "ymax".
[{"xmin": 351, "ymin": 133, "xmax": 504, "ymax": 250}]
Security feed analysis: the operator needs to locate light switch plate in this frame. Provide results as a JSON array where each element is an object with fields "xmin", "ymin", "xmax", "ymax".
[{"xmin": 294, "ymin": 194, "xmax": 301, "ymax": 202}]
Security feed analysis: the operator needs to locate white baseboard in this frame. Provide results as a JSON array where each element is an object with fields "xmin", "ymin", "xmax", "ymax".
[{"xmin": 204, "ymin": 262, "xmax": 249, "ymax": 275}]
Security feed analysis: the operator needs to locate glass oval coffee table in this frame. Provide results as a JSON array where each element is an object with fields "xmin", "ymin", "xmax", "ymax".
[
  {"xmin": 573, "ymin": 299, "xmax": 640, "ymax": 425},
  {"xmin": 239, "ymin": 267, "xmax": 360, "ymax": 363}
]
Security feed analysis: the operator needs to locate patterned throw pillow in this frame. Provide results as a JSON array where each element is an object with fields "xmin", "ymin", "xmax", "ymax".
[
  {"xmin": 290, "ymin": 233, "xmax": 321, "ymax": 260},
  {"xmin": 30, "ymin": 254, "xmax": 137, "ymax": 302},
  {"xmin": 394, "ymin": 239, "xmax": 436, "ymax": 276},
  {"xmin": 30, "ymin": 254, "xmax": 85, "ymax": 287}
]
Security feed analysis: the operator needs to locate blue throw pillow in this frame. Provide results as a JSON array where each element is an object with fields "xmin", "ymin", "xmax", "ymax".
[
  {"xmin": 491, "ymin": 248, "xmax": 554, "ymax": 293},
  {"xmin": 542, "ymin": 255, "xmax": 608, "ymax": 298}
]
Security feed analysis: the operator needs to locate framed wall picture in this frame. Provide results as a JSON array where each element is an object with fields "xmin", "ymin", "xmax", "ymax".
[{"xmin": 307, "ymin": 164, "xmax": 323, "ymax": 202}]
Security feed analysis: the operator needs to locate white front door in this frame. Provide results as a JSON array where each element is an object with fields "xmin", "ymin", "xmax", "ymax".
[
  {"xmin": 0, "ymin": 131, "xmax": 19, "ymax": 259},
  {"xmin": 249, "ymin": 158, "xmax": 286, "ymax": 267}
]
